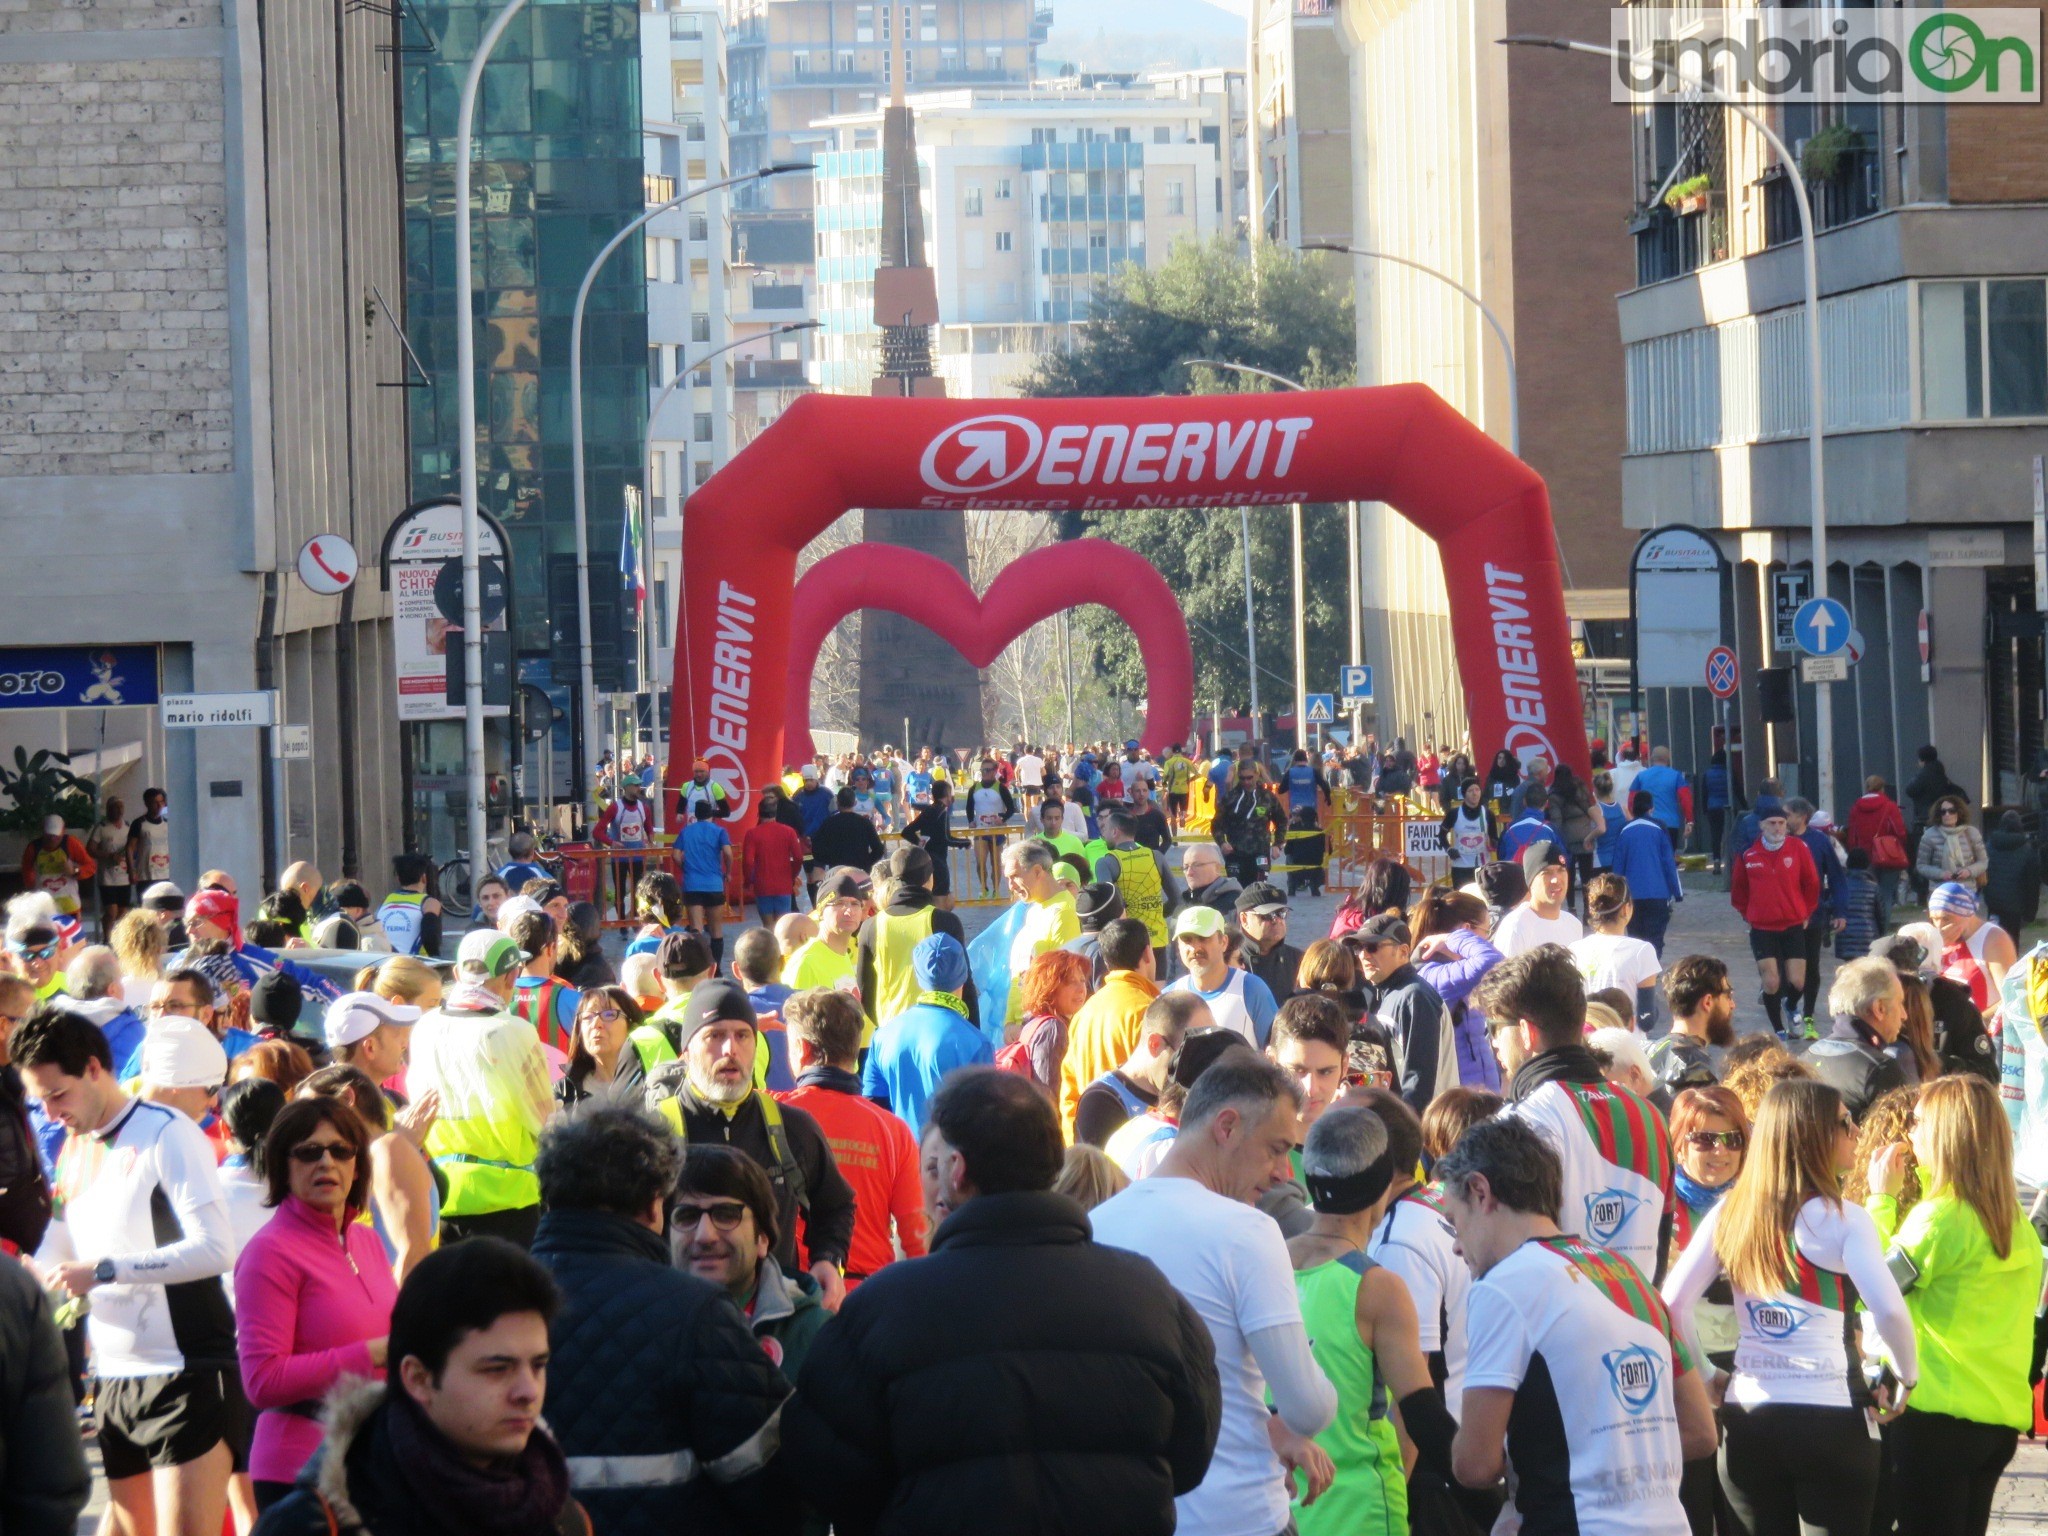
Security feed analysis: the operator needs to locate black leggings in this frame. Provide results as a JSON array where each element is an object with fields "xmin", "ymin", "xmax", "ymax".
[
  {"xmin": 1799, "ymin": 922, "xmax": 1828, "ymax": 1020},
  {"xmin": 1889, "ymin": 1409, "xmax": 2016, "ymax": 1536},
  {"xmin": 1720, "ymin": 1402, "xmax": 1879, "ymax": 1536}
]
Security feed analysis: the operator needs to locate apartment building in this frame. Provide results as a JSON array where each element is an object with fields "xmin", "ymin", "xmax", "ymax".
[
  {"xmin": 1326, "ymin": 0, "xmax": 1635, "ymax": 754},
  {"xmin": 1155, "ymin": 66, "xmax": 1252, "ymax": 248},
  {"xmin": 811, "ymin": 81, "xmax": 1229, "ymax": 395},
  {"xmin": 1615, "ymin": 9, "xmax": 2048, "ymax": 805},
  {"xmin": 1248, "ymin": 0, "xmax": 1353, "ymax": 248},
  {"xmin": 642, "ymin": 0, "xmax": 732, "ymax": 698}
]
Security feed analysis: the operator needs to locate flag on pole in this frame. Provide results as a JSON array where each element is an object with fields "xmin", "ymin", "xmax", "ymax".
[{"xmin": 619, "ymin": 494, "xmax": 644, "ymax": 616}]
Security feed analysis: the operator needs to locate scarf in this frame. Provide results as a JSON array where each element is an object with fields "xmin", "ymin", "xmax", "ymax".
[
  {"xmin": 916, "ymin": 989, "xmax": 970, "ymax": 1018},
  {"xmin": 1506, "ymin": 1043, "xmax": 1606, "ymax": 1103},
  {"xmin": 368, "ymin": 1390, "xmax": 571, "ymax": 1536},
  {"xmin": 1674, "ymin": 1166, "xmax": 1733, "ymax": 1216}
]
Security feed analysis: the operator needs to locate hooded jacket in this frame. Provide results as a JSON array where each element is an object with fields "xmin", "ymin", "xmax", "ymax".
[
  {"xmin": 529, "ymin": 1208, "xmax": 797, "ymax": 1536},
  {"xmin": 248, "ymin": 1382, "xmax": 588, "ymax": 1536},
  {"xmin": 780, "ymin": 1190, "xmax": 1222, "ymax": 1536}
]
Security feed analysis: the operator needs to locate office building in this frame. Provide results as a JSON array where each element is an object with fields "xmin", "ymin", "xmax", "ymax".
[
  {"xmin": 1616, "ymin": 6, "xmax": 2048, "ymax": 806},
  {"xmin": 1325, "ymin": 0, "xmax": 1635, "ymax": 754},
  {"xmin": 0, "ymin": 0, "xmax": 411, "ymax": 892},
  {"xmin": 402, "ymin": 0, "xmax": 651, "ymax": 841},
  {"xmin": 812, "ymin": 81, "xmax": 1230, "ymax": 395}
]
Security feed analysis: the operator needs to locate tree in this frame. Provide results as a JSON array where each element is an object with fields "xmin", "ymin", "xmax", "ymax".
[{"xmin": 1021, "ymin": 237, "xmax": 1358, "ymax": 721}]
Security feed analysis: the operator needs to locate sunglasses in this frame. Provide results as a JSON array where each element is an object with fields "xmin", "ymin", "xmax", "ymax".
[
  {"xmin": 9, "ymin": 941, "xmax": 57, "ymax": 962},
  {"xmin": 1685, "ymin": 1130, "xmax": 1744, "ymax": 1151},
  {"xmin": 290, "ymin": 1141, "xmax": 358, "ymax": 1165},
  {"xmin": 673, "ymin": 1199, "xmax": 748, "ymax": 1232},
  {"xmin": 1837, "ymin": 1114, "xmax": 1858, "ymax": 1134}
]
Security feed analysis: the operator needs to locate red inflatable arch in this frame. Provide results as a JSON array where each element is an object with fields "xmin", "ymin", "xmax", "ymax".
[
  {"xmin": 672, "ymin": 384, "xmax": 1585, "ymax": 824},
  {"xmin": 781, "ymin": 540, "xmax": 1196, "ymax": 765}
]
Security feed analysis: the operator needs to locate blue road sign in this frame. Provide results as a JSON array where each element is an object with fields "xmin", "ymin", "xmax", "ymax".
[
  {"xmin": 1304, "ymin": 693, "xmax": 1335, "ymax": 724},
  {"xmin": 1339, "ymin": 664, "xmax": 1374, "ymax": 701},
  {"xmin": 1793, "ymin": 597, "xmax": 1852, "ymax": 658}
]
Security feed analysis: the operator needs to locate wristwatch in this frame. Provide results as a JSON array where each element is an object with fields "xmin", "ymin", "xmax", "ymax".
[{"xmin": 93, "ymin": 1257, "xmax": 116, "ymax": 1285}]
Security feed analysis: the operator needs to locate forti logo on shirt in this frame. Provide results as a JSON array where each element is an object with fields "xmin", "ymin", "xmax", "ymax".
[
  {"xmin": 916, "ymin": 413, "xmax": 1315, "ymax": 505},
  {"xmin": 1583, "ymin": 1188, "xmax": 1645, "ymax": 1244},
  {"xmin": 1603, "ymin": 1344, "xmax": 1665, "ymax": 1415},
  {"xmin": 1745, "ymin": 1300, "xmax": 1817, "ymax": 1339}
]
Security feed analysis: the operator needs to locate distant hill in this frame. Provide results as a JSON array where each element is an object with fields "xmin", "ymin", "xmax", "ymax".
[{"xmin": 1041, "ymin": 0, "xmax": 1247, "ymax": 73}]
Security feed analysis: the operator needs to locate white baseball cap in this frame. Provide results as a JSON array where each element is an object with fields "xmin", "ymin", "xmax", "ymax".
[
  {"xmin": 322, "ymin": 989, "xmax": 423, "ymax": 1051},
  {"xmin": 496, "ymin": 894, "xmax": 544, "ymax": 930},
  {"xmin": 139, "ymin": 1016, "xmax": 229, "ymax": 1091}
]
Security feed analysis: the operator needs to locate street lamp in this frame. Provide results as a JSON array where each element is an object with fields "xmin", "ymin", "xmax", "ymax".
[
  {"xmin": 1183, "ymin": 358, "xmax": 1316, "ymax": 752},
  {"xmin": 1501, "ymin": 33, "xmax": 1835, "ymax": 811},
  {"xmin": 1300, "ymin": 240, "xmax": 1520, "ymax": 457},
  {"xmin": 569, "ymin": 163, "xmax": 812, "ymax": 791},
  {"xmin": 640, "ymin": 319, "xmax": 819, "ymax": 832},
  {"xmin": 454, "ymin": 0, "xmax": 533, "ymax": 902}
]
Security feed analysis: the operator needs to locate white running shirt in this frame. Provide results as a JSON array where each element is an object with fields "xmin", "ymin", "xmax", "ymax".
[
  {"xmin": 36, "ymin": 1096, "xmax": 236, "ymax": 1377},
  {"xmin": 1508, "ymin": 1076, "xmax": 1674, "ymax": 1279},
  {"xmin": 1464, "ymin": 1235, "xmax": 1693, "ymax": 1536},
  {"xmin": 1368, "ymin": 1186, "xmax": 1472, "ymax": 1415}
]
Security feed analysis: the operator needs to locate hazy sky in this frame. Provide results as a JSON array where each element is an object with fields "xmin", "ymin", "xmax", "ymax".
[{"xmin": 1202, "ymin": 0, "xmax": 1251, "ymax": 13}]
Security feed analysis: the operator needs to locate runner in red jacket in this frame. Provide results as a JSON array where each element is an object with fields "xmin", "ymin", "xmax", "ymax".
[
  {"xmin": 1730, "ymin": 794, "xmax": 1820, "ymax": 1037},
  {"xmin": 742, "ymin": 788, "xmax": 809, "ymax": 924},
  {"xmin": 775, "ymin": 990, "xmax": 927, "ymax": 1286}
]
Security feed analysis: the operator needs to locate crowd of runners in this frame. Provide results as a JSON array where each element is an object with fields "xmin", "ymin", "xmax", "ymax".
[{"xmin": 0, "ymin": 732, "xmax": 2044, "ymax": 1536}]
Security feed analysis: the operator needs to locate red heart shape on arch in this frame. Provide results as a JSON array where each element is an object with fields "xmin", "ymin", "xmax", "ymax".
[{"xmin": 784, "ymin": 538, "xmax": 1194, "ymax": 762}]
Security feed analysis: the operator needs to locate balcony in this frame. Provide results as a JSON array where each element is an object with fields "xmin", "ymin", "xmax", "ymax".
[
  {"xmin": 1632, "ymin": 203, "xmax": 1724, "ymax": 287},
  {"xmin": 668, "ymin": 13, "xmax": 701, "ymax": 38},
  {"xmin": 748, "ymin": 282, "xmax": 806, "ymax": 311},
  {"xmin": 645, "ymin": 172, "xmax": 676, "ymax": 205},
  {"xmin": 786, "ymin": 66, "xmax": 879, "ymax": 86},
  {"xmin": 1032, "ymin": 0, "xmax": 1051, "ymax": 37},
  {"xmin": 734, "ymin": 358, "xmax": 807, "ymax": 389},
  {"xmin": 1761, "ymin": 154, "xmax": 1881, "ymax": 247}
]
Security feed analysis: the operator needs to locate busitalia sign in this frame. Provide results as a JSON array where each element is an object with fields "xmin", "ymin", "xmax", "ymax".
[{"xmin": 1611, "ymin": 9, "xmax": 2040, "ymax": 103}]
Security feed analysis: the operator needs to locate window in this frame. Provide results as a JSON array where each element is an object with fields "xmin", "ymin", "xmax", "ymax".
[
  {"xmin": 920, "ymin": 3, "xmax": 937, "ymax": 40},
  {"xmin": 648, "ymin": 345, "xmax": 666, "ymax": 385},
  {"xmin": 680, "ymin": 114, "xmax": 705, "ymax": 142},
  {"xmin": 693, "ymin": 459, "xmax": 714, "ymax": 486},
  {"xmin": 1166, "ymin": 179, "xmax": 1185, "ymax": 215},
  {"xmin": 837, "ymin": 50, "xmax": 855, "ymax": 72},
  {"xmin": 1920, "ymin": 278, "xmax": 2048, "ymax": 421},
  {"xmin": 963, "ymin": 183, "xmax": 982, "ymax": 216},
  {"xmin": 983, "ymin": 45, "xmax": 1002, "ymax": 69},
  {"xmin": 691, "ymin": 313, "xmax": 711, "ymax": 343},
  {"xmin": 688, "ymin": 213, "xmax": 708, "ymax": 242},
  {"xmin": 855, "ymin": 4, "xmax": 873, "ymax": 41},
  {"xmin": 995, "ymin": 177, "xmax": 1012, "ymax": 199},
  {"xmin": 792, "ymin": 48, "xmax": 811, "ymax": 73},
  {"xmin": 1032, "ymin": 127, "xmax": 1057, "ymax": 144},
  {"xmin": 1154, "ymin": 126, "xmax": 1172, "ymax": 144},
  {"xmin": 1114, "ymin": 127, "xmax": 1132, "ymax": 143},
  {"xmin": 644, "ymin": 235, "xmax": 678, "ymax": 282},
  {"xmin": 994, "ymin": 230, "xmax": 1012, "ymax": 252},
  {"xmin": 1075, "ymin": 127, "xmax": 1096, "ymax": 143},
  {"xmin": 1089, "ymin": 231, "xmax": 1107, "ymax": 249},
  {"xmin": 649, "ymin": 450, "xmax": 666, "ymax": 499},
  {"xmin": 694, "ymin": 412, "xmax": 713, "ymax": 443}
]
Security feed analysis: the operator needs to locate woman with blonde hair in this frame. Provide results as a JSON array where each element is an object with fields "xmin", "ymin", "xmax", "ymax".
[
  {"xmin": 1051, "ymin": 1142, "xmax": 1128, "ymax": 1212},
  {"xmin": 109, "ymin": 907, "xmax": 165, "ymax": 1009},
  {"xmin": 364, "ymin": 953, "xmax": 441, "ymax": 1012},
  {"xmin": 229, "ymin": 1038, "xmax": 315, "ymax": 1097},
  {"xmin": 1407, "ymin": 885, "xmax": 1505, "ymax": 1090},
  {"xmin": 1867, "ymin": 1074, "xmax": 2043, "ymax": 1536},
  {"xmin": 1663, "ymin": 1080, "xmax": 1917, "ymax": 1536},
  {"xmin": 1721, "ymin": 1044, "xmax": 1811, "ymax": 1124}
]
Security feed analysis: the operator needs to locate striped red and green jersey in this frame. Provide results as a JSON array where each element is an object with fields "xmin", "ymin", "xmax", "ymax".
[
  {"xmin": 1511, "ymin": 1077, "xmax": 1677, "ymax": 1280},
  {"xmin": 1539, "ymin": 1234, "xmax": 1696, "ymax": 1374}
]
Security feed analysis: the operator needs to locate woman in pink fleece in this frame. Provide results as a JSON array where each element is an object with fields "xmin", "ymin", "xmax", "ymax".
[{"xmin": 233, "ymin": 1095, "xmax": 397, "ymax": 1509}]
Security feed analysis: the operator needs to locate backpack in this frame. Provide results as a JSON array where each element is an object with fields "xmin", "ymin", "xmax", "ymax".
[{"xmin": 994, "ymin": 1039, "xmax": 1035, "ymax": 1076}]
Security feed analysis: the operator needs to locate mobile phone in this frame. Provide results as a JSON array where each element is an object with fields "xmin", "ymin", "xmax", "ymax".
[{"xmin": 1885, "ymin": 1245, "xmax": 1920, "ymax": 1294}]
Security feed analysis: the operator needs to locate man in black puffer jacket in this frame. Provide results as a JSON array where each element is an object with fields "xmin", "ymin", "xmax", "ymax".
[
  {"xmin": 530, "ymin": 1108, "xmax": 798, "ymax": 1536},
  {"xmin": 781, "ymin": 1068, "xmax": 1222, "ymax": 1536}
]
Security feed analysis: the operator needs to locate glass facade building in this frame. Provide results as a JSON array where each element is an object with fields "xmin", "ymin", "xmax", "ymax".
[{"xmin": 401, "ymin": 0, "xmax": 650, "ymax": 793}]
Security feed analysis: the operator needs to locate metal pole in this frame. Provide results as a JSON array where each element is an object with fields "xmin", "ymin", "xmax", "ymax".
[
  {"xmin": 455, "ymin": 0, "xmax": 529, "ymax": 904},
  {"xmin": 570, "ymin": 166, "xmax": 810, "ymax": 801},
  {"xmin": 1292, "ymin": 501, "xmax": 1308, "ymax": 753},
  {"xmin": 1503, "ymin": 35, "xmax": 1830, "ymax": 807},
  {"xmin": 1346, "ymin": 499, "xmax": 1361, "ymax": 742},
  {"xmin": 640, "ymin": 319, "xmax": 818, "ymax": 835},
  {"xmin": 1240, "ymin": 505, "xmax": 1262, "ymax": 732}
]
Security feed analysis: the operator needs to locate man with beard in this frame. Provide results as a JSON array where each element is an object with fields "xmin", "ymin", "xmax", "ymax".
[
  {"xmin": 1649, "ymin": 956, "xmax": 1735, "ymax": 1091},
  {"xmin": 647, "ymin": 980, "xmax": 855, "ymax": 1312}
]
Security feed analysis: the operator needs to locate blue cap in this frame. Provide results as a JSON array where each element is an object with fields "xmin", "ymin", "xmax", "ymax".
[
  {"xmin": 912, "ymin": 932, "xmax": 969, "ymax": 994},
  {"xmin": 1929, "ymin": 881, "xmax": 1980, "ymax": 918}
]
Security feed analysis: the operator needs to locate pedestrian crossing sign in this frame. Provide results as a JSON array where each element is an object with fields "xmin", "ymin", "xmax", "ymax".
[{"xmin": 1304, "ymin": 694, "xmax": 1335, "ymax": 724}]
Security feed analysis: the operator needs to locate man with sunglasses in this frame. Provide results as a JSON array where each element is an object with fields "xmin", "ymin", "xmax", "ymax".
[
  {"xmin": 17, "ymin": 1006, "xmax": 245, "ymax": 1536},
  {"xmin": 1651, "ymin": 956, "xmax": 1735, "ymax": 1092},
  {"xmin": 5, "ymin": 898, "xmax": 69, "ymax": 1003},
  {"xmin": 1234, "ymin": 883, "xmax": 1302, "ymax": 1005}
]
